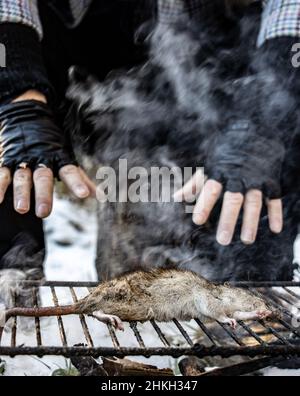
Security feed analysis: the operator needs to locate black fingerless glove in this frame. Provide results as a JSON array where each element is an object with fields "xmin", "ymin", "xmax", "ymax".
[
  {"xmin": 207, "ymin": 119, "xmax": 285, "ymax": 198},
  {"xmin": 0, "ymin": 100, "xmax": 77, "ymax": 175},
  {"xmin": 207, "ymin": 37, "xmax": 300, "ymax": 199}
]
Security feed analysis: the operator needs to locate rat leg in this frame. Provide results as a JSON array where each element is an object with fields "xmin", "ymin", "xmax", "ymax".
[
  {"xmin": 91, "ymin": 310, "xmax": 124, "ymax": 331},
  {"xmin": 194, "ymin": 296, "xmax": 237, "ymax": 329},
  {"xmin": 217, "ymin": 316, "xmax": 237, "ymax": 329},
  {"xmin": 233, "ymin": 310, "xmax": 272, "ymax": 321}
]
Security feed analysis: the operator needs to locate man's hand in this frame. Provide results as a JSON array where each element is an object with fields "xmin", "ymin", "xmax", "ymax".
[
  {"xmin": 174, "ymin": 170, "xmax": 283, "ymax": 246},
  {"xmin": 174, "ymin": 117, "xmax": 286, "ymax": 246},
  {"xmin": 0, "ymin": 90, "xmax": 95, "ymax": 218}
]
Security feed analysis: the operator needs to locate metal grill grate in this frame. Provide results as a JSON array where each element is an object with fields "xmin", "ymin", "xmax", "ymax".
[{"xmin": 0, "ymin": 281, "xmax": 300, "ymax": 359}]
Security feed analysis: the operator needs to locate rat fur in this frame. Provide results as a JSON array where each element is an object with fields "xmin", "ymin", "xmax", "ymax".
[{"xmin": 3, "ymin": 269, "xmax": 279, "ymax": 331}]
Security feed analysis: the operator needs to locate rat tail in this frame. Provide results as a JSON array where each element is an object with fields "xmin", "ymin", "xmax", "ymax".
[{"xmin": 4, "ymin": 304, "xmax": 78, "ymax": 322}]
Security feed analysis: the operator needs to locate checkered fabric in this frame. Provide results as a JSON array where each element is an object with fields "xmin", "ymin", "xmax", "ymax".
[
  {"xmin": 0, "ymin": 0, "xmax": 42, "ymax": 37},
  {"xmin": 1, "ymin": 0, "xmax": 300, "ymax": 46},
  {"xmin": 157, "ymin": 0, "xmax": 300, "ymax": 47},
  {"xmin": 0, "ymin": 0, "xmax": 92, "ymax": 38},
  {"xmin": 258, "ymin": 0, "xmax": 300, "ymax": 46},
  {"xmin": 157, "ymin": 0, "xmax": 212, "ymax": 23}
]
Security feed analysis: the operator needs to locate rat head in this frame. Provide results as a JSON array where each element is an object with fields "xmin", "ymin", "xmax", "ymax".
[{"xmin": 222, "ymin": 285, "xmax": 282, "ymax": 319}]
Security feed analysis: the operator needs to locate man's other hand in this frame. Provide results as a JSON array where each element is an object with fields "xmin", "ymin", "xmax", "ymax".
[{"xmin": 0, "ymin": 90, "xmax": 96, "ymax": 218}]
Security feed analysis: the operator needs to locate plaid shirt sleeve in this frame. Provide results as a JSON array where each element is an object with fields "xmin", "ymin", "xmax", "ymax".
[
  {"xmin": 157, "ymin": 0, "xmax": 300, "ymax": 47},
  {"xmin": 157, "ymin": 0, "xmax": 214, "ymax": 23},
  {"xmin": 0, "ymin": 0, "xmax": 42, "ymax": 38},
  {"xmin": 0, "ymin": 0, "xmax": 92, "ymax": 39},
  {"xmin": 258, "ymin": 0, "xmax": 300, "ymax": 46}
]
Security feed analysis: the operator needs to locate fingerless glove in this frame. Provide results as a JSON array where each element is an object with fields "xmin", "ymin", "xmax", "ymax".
[
  {"xmin": 0, "ymin": 100, "xmax": 77, "ymax": 175},
  {"xmin": 207, "ymin": 37, "xmax": 300, "ymax": 199},
  {"xmin": 208, "ymin": 119, "xmax": 285, "ymax": 198}
]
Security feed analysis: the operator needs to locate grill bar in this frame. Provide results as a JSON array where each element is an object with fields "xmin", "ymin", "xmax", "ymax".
[
  {"xmin": 1, "ymin": 281, "xmax": 300, "ymax": 362},
  {"xmin": 32, "ymin": 288, "xmax": 42, "ymax": 347},
  {"xmin": 173, "ymin": 319, "xmax": 194, "ymax": 346},
  {"xmin": 253, "ymin": 289, "xmax": 294, "ymax": 318},
  {"xmin": 12, "ymin": 280, "xmax": 300, "ymax": 288},
  {"xmin": 283, "ymin": 287, "xmax": 300, "ymax": 299},
  {"xmin": 194, "ymin": 319, "xmax": 219, "ymax": 346},
  {"xmin": 150, "ymin": 320, "xmax": 170, "ymax": 347},
  {"xmin": 130, "ymin": 322, "xmax": 146, "ymax": 348},
  {"xmin": 277, "ymin": 318, "xmax": 300, "ymax": 339},
  {"xmin": 0, "ymin": 344, "xmax": 300, "ymax": 358},
  {"xmin": 107, "ymin": 324, "xmax": 121, "ymax": 349},
  {"xmin": 50, "ymin": 287, "xmax": 68, "ymax": 347},
  {"xmin": 272, "ymin": 290, "xmax": 297, "ymax": 308},
  {"xmin": 258, "ymin": 320, "xmax": 291, "ymax": 346},
  {"xmin": 237, "ymin": 321, "xmax": 265, "ymax": 346},
  {"xmin": 217, "ymin": 321, "xmax": 245, "ymax": 346},
  {"xmin": 69, "ymin": 287, "xmax": 94, "ymax": 348},
  {"xmin": 10, "ymin": 292, "xmax": 17, "ymax": 348},
  {"xmin": 249, "ymin": 288, "xmax": 300, "ymax": 338}
]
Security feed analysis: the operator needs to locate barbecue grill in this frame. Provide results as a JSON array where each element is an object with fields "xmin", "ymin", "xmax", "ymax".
[{"xmin": 1, "ymin": 280, "xmax": 300, "ymax": 376}]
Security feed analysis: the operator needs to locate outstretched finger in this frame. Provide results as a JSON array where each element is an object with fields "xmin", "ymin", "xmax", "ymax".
[
  {"xmin": 173, "ymin": 169, "xmax": 206, "ymax": 202},
  {"xmin": 217, "ymin": 191, "xmax": 244, "ymax": 246},
  {"xmin": 78, "ymin": 167, "xmax": 96, "ymax": 198},
  {"xmin": 59, "ymin": 165, "xmax": 90, "ymax": 199},
  {"xmin": 33, "ymin": 167, "xmax": 54, "ymax": 218},
  {"xmin": 13, "ymin": 168, "xmax": 32, "ymax": 214},
  {"xmin": 193, "ymin": 179, "xmax": 222, "ymax": 225},
  {"xmin": 0, "ymin": 167, "xmax": 12, "ymax": 204},
  {"xmin": 267, "ymin": 198, "xmax": 283, "ymax": 234},
  {"xmin": 241, "ymin": 189, "xmax": 263, "ymax": 245}
]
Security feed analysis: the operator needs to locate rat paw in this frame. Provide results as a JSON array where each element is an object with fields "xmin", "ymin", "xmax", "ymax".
[
  {"xmin": 256, "ymin": 310, "xmax": 272, "ymax": 320},
  {"xmin": 92, "ymin": 311, "xmax": 124, "ymax": 331},
  {"xmin": 220, "ymin": 317, "xmax": 237, "ymax": 330}
]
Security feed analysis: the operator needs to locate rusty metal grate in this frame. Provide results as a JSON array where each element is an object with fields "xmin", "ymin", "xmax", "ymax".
[{"xmin": 0, "ymin": 280, "xmax": 300, "ymax": 360}]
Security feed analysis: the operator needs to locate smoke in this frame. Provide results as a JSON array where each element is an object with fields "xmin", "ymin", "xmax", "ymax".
[
  {"xmin": 0, "ymin": 270, "xmax": 28, "ymax": 309},
  {"xmin": 67, "ymin": 2, "xmax": 300, "ymax": 281},
  {"xmin": 0, "ymin": 232, "xmax": 44, "ymax": 313}
]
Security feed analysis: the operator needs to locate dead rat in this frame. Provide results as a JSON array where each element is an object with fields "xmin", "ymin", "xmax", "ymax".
[{"xmin": 3, "ymin": 269, "xmax": 279, "ymax": 331}]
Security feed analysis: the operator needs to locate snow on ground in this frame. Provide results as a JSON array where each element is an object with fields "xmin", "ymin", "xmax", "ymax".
[
  {"xmin": 1, "ymin": 195, "xmax": 300, "ymax": 376},
  {"xmin": 263, "ymin": 368, "xmax": 300, "ymax": 376},
  {"xmin": 1, "ymin": 195, "xmax": 98, "ymax": 376},
  {"xmin": 44, "ymin": 196, "xmax": 98, "ymax": 282},
  {"xmin": 1, "ymin": 195, "xmax": 176, "ymax": 376}
]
